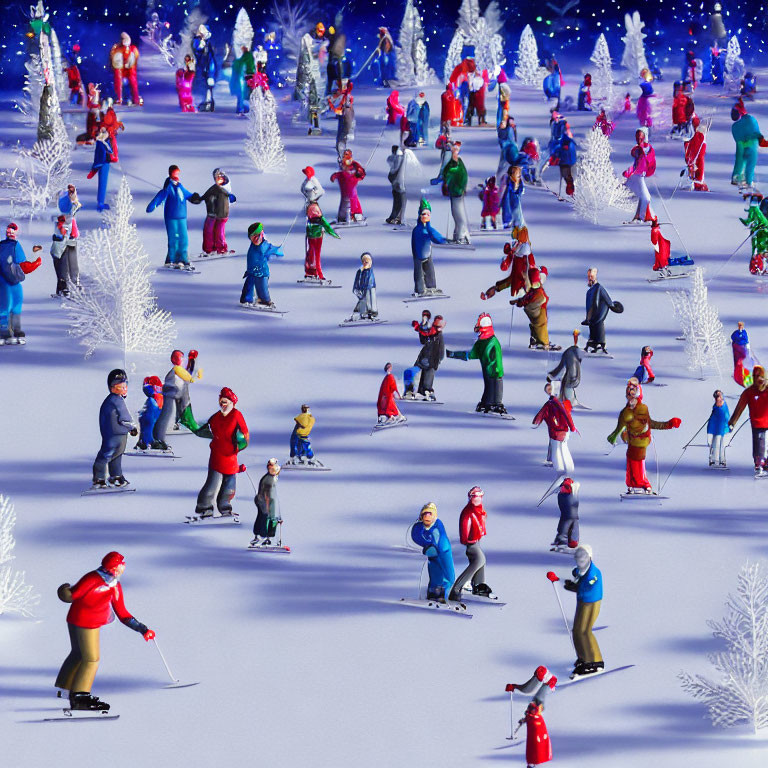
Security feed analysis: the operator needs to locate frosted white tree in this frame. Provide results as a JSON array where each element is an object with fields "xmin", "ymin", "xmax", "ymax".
[
  {"xmin": 589, "ymin": 33, "xmax": 614, "ymax": 103},
  {"xmin": 667, "ymin": 268, "xmax": 729, "ymax": 379},
  {"xmin": 174, "ymin": 8, "xmax": 208, "ymax": 68},
  {"xmin": 515, "ymin": 25, "xmax": 547, "ymax": 87},
  {"xmin": 65, "ymin": 177, "xmax": 177, "ymax": 360},
  {"xmin": 572, "ymin": 127, "xmax": 635, "ymax": 225},
  {"xmin": 0, "ymin": 495, "xmax": 39, "ymax": 618},
  {"xmin": 723, "ymin": 36, "xmax": 746, "ymax": 95},
  {"xmin": 620, "ymin": 11, "xmax": 649, "ymax": 79},
  {"xmin": 270, "ymin": 0, "xmax": 315, "ymax": 88},
  {"xmin": 17, "ymin": 54, "xmax": 45, "ymax": 127},
  {"xmin": 245, "ymin": 86, "xmax": 288, "ymax": 173},
  {"xmin": 232, "ymin": 7, "xmax": 255, "ymax": 55},
  {"xmin": 679, "ymin": 562, "xmax": 768, "ymax": 732},
  {"xmin": 442, "ymin": 0, "xmax": 505, "ymax": 83},
  {"xmin": 49, "ymin": 27, "xmax": 68, "ymax": 102},
  {"xmin": 396, "ymin": 0, "xmax": 437, "ymax": 86}
]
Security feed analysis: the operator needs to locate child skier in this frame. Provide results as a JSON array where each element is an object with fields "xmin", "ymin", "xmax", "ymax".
[
  {"xmin": 707, "ymin": 390, "xmax": 731, "ymax": 467},
  {"xmin": 304, "ymin": 202, "xmax": 339, "ymax": 282},
  {"xmin": 348, "ymin": 252, "xmax": 378, "ymax": 321},
  {"xmin": 632, "ymin": 346, "xmax": 656, "ymax": 384},
  {"xmin": 377, "ymin": 362, "xmax": 405, "ymax": 425},
  {"xmin": 449, "ymin": 486, "xmax": 493, "ymax": 601},
  {"xmin": 288, "ymin": 405, "xmax": 316, "ymax": 465},
  {"xmin": 479, "ymin": 176, "xmax": 500, "ymax": 230},
  {"xmin": 191, "ymin": 168, "xmax": 236, "ymax": 256},
  {"xmin": 240, "ymin": 222, "xmax": 284, "ymax": 308},
  {"xmin": 410, "ymin": 502, "xmax": 455, "ymax": 602},
  {"xmin": 136, "ymin": 376, "xmax": 163, "ymax": 450},
  {"xmin": 251, "ymin": 458, "xmax": 281, "ymax": 546}
]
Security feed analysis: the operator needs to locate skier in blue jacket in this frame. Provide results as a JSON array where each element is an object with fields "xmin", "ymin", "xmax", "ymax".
[
  {"xmin": 411, "ymin": 200, "xmax": 446, "ymax": 296},
  {"xmin": 411, "ymin": 502, "xmax": 455, "ymax": 602},
  {"xmin": 86, "ymin": 127, "xmax": 114, "ymax": 212},
  {"xmin": 92, "ymin": 369, "xmax": 137, "ymax": 488},
  {"xmin": 707, "ymin": 389, "xmax": 732, "ymax": 467},
  {"xmin": 136, "ymin": 376, "xmax": 163, "ymax": 450},
  {"xmin": 0, "ymin": 222, "xmax": 42, "ymax": 344},
  {"xmin": 563, "ymin": 543, "xmax": 603, "ymax": 677},
  {"xmin": 240, "ymin": 222, "xmax": 284, "ymax": 307},
  {"xmin": 146, "ymin": 165, "xmax": 199, "ymax": 268}
]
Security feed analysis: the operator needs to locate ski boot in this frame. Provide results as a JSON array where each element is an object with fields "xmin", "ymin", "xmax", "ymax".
[
  {"xmin": 472, "ymin": 583, "xmax": 493, "ymax": 597},
  {"xmin": 475, "ymin": 402, "xmax": 491, "ymax": 414},
  {"xmin": 69, "ymin": 692, "xmax": 110, "ymax": 711},
  {"xmin": 91, "ymin": 479, "xmax": 108, "ymax": 490},
  {"xmin": 108, "ymin": 476, "xmax": 130, "ymax": 487},
  {"xmin": 151, "ymin": 440, "xmax": 171, "ymax": 451},
  {"xmin": 490, "ymin": 404, "xmax": 508, "ymax": 415},
  {"xmin": 135, "ymin": 440, "xmax": 149, "ymax": 450}
]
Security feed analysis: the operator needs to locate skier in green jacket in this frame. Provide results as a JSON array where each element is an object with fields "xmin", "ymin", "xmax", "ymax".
[
  {"xmin": 446, "ymin": 312, "xmax": 507, "ymax": 414},
  {"xmin": 442, "ymin": 141, "xmax": 471, "ymax": 244},
  {"xmin": 304, "ymin": 201, "xmax": 339, "ymax": 282}
]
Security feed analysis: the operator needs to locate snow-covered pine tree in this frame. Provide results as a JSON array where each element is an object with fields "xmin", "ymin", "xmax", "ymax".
[
  {"xmin": 589, "ymin": 33, "xmax": 614, "ymax": 104},
  {"xmin": 232, "ymin": 7, "xmax": 255, "ymax": 54},
  {"xmin": 443, "ymin": 0, "xmax": 479, "ymax": 82},
  {"xmin": 443, "ymin": 0, "xmax": 505, "ymax": 82},
  {"xmin": 49, "ymin": 27, "xmax": 68, "ymax": 102},
  {"xmin": 65, "ymin": 177, "xmax": 177, "ymax": 360},
  {"xmin": 667, "ymin": 267, "xmax": 729, "ymax": 379},
  {"xmin": 620, "ymin": 11, "xmax": 649, "ymax": 79},
  {"xmin": 572, "ymin": 127, "xmax": 635, "ymax": 225},
  {"xmin": 270, "ymin": 0, "xmax": 315, "ymax": 88},
  {"xmin": 0, "ymin": 495, "xmax": 39, "ymax": 618},
  {"xmin": 515, "ymin": 24, "xmax": 546, "ymax": 87},
  {"xmin": 245, "ymin": 86, "xmax": 287, "ymax": 173},
  {"xmin": 396, "ymin": 0, "xmax": 437, "ymax": 86},
  {"xmin": 16, "ymin": 53, "xmax": 45, "ymax": 127},
  {"xmin": 723, "ymin": 36, "xmax": 746, "ymax": 95},
  {"xmin": 679, "ymin": 561, "xmax": 768, "ymax": 732}
]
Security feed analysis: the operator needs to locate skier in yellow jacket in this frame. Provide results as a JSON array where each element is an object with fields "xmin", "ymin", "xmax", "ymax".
[{"xmin": 287, "ymin": 405, "xmax": 317, "ymax": 466}]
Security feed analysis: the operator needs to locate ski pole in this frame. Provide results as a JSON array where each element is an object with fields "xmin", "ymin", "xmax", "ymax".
[
  {"xmin": 279, "ymin": 205, "xmax": 304, "ymax": 249},
  {"xmin": 507, "ymin": 690, "xmax": 515, "ymax": 739},
  {"xmin": 243, "ymin": 468, "xmax": 258, "ymax": 494},
  {"xmin": 725, "ymin": 417, "xmax": 748, "ymax": 451},
  {"xmin": 683, "ymin": 418, "xmax": 709, "ymax": 449},
  {"xmin": 537, "ymin": 474, "xmax": 565, "ymax": 507},
  {"xmin": 651, "ymin": 179, "xmax": 691, "ymax": 261},
  {"xmin": 364, "ymin": 121, "xmax": 389, "ymax": 169},
  {"xmin": 152, "ymin": 638, "xmax": 179, "ymax": 683},
  {"xmin": 507, "ymin": 304, "xmax": 515, "ymax": 349},
  {"xmin": 706, "ymin": 225, "xmax": 768, "ymax": 284},
  {"xmin": 546, "ymin": 572, "xmax": 576, "ymax": 654}
]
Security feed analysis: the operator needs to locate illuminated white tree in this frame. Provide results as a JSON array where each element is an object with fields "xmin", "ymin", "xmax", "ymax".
[
  {"xmin": 620, "ymin": 11, "xmax": 649, "ymax": 78},
  {"xmin": 245, "ymin": 86, "xmax": 287, "ymax": 173},
  {"xmin": 515, "ymin": 25, "xmax": 546, "ymax": 87},
  {"xmin": 443, "ymin": 0, "xmax": 504, "ymax": 82},
  {"xmin": 397, "ymin": 0, "xmax": 437, "ymax": 86},
  {"xmin": 590, "ymin": 33, "xmax": 614, "ymax": 103},
  {"xmin": 0, "ymin": 495, "xmax": 39, "ymax": 618}
]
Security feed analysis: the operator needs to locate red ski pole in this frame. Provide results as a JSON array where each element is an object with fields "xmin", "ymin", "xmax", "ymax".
[{"xmin": 546, "ymin": 571, "xmax": 576, "ymax": 654}]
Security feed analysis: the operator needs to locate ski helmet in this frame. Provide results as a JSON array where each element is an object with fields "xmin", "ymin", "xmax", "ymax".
[
  {"xmin": 475, "ymin": 313, "xmax": 494, "ymax": 338},
  {"xmin": 107, "ymin": 368, "xmax": 128, "ymax": 389},
  {"xmin": 171, "ymin": 349, "xmax": 184, "ymax": 365}
]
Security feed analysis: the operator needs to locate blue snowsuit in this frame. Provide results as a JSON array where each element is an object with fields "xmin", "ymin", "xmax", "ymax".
[
  {"xmin": 0, "ymin": 238, "xmax": 28, "ymax": 337},
  {"xmin": 501, "ymin": 177, "xmax": 525, "ymax": 229},
  {"xmin": 732, "ymin": 113, "xmax": 763, "ymax": 186},
  {"xmin": 146, "ymin": 178, "xmax": 196, "ymax": 265},
  {"xmin": 411, "ymin": 518, "xmax": 455, "ymax": 598},
  {"xmin": 138, "ymin": 385, "xmax": 162, "ymax": 447},
  {"xmin": 543, "ymin": 69, "xmax": 561, "ymax": 104},
  {"xmin": 241, "ymin": 238, "xmax": 284, "ymax": 304},
  {"xmin": 93, "ymin": 392, "xmax": 134, "ymax": 482},
  {"xmin": 90, "ymin": 136, "xmax": 114, "ymax": 211}
]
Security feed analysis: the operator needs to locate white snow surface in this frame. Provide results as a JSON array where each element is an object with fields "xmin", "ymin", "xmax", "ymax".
[{"xmin": 3, "ymin": 48, "xmax": 768, "ymax": 767}]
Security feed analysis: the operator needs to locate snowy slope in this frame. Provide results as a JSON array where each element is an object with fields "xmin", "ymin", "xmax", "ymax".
[{"xmin": 3, "ymin": 47, "xmax": 768, "ymax": 767}]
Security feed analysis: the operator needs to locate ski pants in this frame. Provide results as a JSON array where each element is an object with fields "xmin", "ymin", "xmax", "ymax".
[
  {"xmin": 203, "ymin": 216, "xmax": 228, "ymax": 254},
  {"xmin": 418, "ymin": 367, "xmax": 436, "ymax": 396},
  {"xmin": 93, "ymin": 434, "xmax": 127, "ymax": 482},
  {"xmin": 626, "ymin": 455, "xmax": 651, "ymax": 490},
  {"xmin": 353, "ymin": 288, "xmax": 377, "ymax": 317},
  {"xmin": 561, "ymin": 383, "xmax": 577, "ymax": 404},
  {"xmin": 449, "ymin": 542, "xmax": 486, "ymax": 599},
  {"xmin": 554, "ymin": 513, "xmax": 579, "ymax": 547},
  {"xmin": 627, "ymin": 174, "xmax": 654, "ymax": 221},
  {"xmin": 481, "ymin": 371, "xmax": 503, "ymax": 408},
  {"xmin": 52, "ymin": 246, "xmax": 79, "ymax": 294},
  {"xmin": 550, "ymin": 435, "xmax": 574, "ymax": 474},
  {"xmin": 450, "ymin": 195, "xmax": 470, "ymax": 241},
  {"xmin": 305, "ymin": 236, "xmax": 324, "ymax": 279},
  {"xmin": 96, "ymin": 165, "xmax": 110, "ymax": 209},
  {"xmin": 0, "ymin": 282, "xmax": 23, "ymax": 333},
  {"xmin": 153, "ymin": 384, "xmax": 180, "ymax": 444},
  {"xmin": 196, "ymin": 469, "xmax": 237, "ymax": 515},
  {"xmin": 241, "ymin": 274, "xmax": 271, "ymax": 304},
  {"xmin": 165, "ymin": 218, "xmax": 189, "ymax": 265},
  {"xmin": 140, "ymin": 408, "xmax": 160, "ymax": 446},
  {"xmin": 708, "ymin": 433, "xmax": 727, "ymax": 465},
  {"xmin": 335, "ymin": 128, "xmax": 349, "ymax": 162},
  {"xmin": 413, "ymin": 257, "xmax": 436, "ymax": 294},
  {"xmin": 114, "ymin": 68, "xmax": 140, "ymax": 104},
  {"xmin": 587, "ymin": 320, "xmax": 606, "ymax": 347},
  {"xmin": 290, "ymin": 427, "xmax": 314, "ymax": 459},
  {"xmin": 56, "ymin": 625, "xmax": 100, "ymax": 693},
  {"xmin": 389, "ymin": 187, "xmax": 407, "ymax": 222},
  {"xmin": 732, "ymin": 140, "xmax": 758, "ymax": 185},
  {"xmin": 559, "ymin": 164, "xmax": 574, "ymax": 196},
  {"xmin": 426, "ymin": 550, "xmax": 455, "ymax": 597},
  {"xmin": 254, "ymin": 509, "xmax": 278, "ymax": 538},
  {"xmin": 174, "ymin": 384, "xmax": 191, "ymax": 427},
  {"xmin": 752, "ymin": 427, "xmax": 767, "ymax": 467},
  {"xmin": 573, "ymin": 600, "xmax": 602, "ymax": 663}
]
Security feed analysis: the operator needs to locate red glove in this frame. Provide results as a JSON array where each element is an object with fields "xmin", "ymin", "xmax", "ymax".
[
  {"xmin": 668, "ymin": 417, "xmax": 682, "ymax": 428},
  {"xmin": 502, "ymin": 242, "xmax": 512, "ymax": 255},
  {"xmin": 504, "ymin": 684, "xmax": 516, "ymax": 692},
  {"xmin": 187, "ymin": 349, "xmax": 199, "ymax": 360},
  {"xmin": 143, "ymin": 629, "xmax": 155, "ymax": 641},
  {"xmin": 759, "ymin": 137, "xmax": 768, "ymax": 148},
  {"xmin": 548, "ymin": 676, "xmax": 558, "ymax": 689},
  {"xmin": 238, "ymin": 464, "xmax": 247, "ymax": 473},
  {"xmin": 500, "ymin": 255, "xmax": 512, "ymax": 271},
  {"xmin": 87, "ymin": 168, "xmax": 97, "ymax": 179},
  {"xmin": 20, "ymin": 257, "xmax": 42, "ymax": 274},
  {"xmin": 546, "ymin": 571, "xmax": 560, "ymax": 582},
  {"xmin": 412, "ymin": 320, "xmax": 420, "ymax": 329}
]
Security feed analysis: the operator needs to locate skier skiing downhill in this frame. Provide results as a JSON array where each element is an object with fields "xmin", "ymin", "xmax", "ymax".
[
  {"xmin": 251, "ymin": 458, "xmax": 281, "ymax": 547},
  {"xmin": 481, "ymin": 227, "xmax": 535, "ymax": 302},
  {"xmin": 517, "ymin": 267, "xmax": 559, "ymax": 351},
  {"xmin": 623, "ymin": 128, "xmax": 657, "ymax": 223},
  {"xmin": 0, "ymin": 223, "xmax": 42, "ymax": 345},
  {"xmin": 446, "ymin": 313, "xmax": 507, "ymax": 415},
  {"xmin": 607, "ymin": 377, "xmax": 682, "ymax": 494},
  {"xmin": 448, "ymin": 486, "xmax": 494, "ymax": 601},
  {"xmin": 728, "ymin": 364, "xmax": 768, "ymax": 476},
  {"xmin": 181, "ymin": 387, "xmax": 249, "ymax": 518},
  {"xmin": 442, "ymin": 141, "xmax": 471, "ymax": 244},
  {"xmin": 109, "ymin": 32, "xmax": 141, "ymax": 106},
  {"xmin": 684, "ymin": 116, "xmax": 708, "ymax": 191},
  {"xmin": 377, "ymin": 363, "xmax": 406, "ymax": 425},
  {"xmin": 330, "ymin": 150, "xmax": 366, "ymax": 224},
  {"xmin": 91, "ymin": 369, "xmax": 138, "ymax": 489},
  {"xmin": 407, "ymin": 314, "xmax": 446, "ymax": 401},
  {"xmin": 288, "ymin": 405, "xmax": 316, "ymax": 465},
  {"xmin": 730, "ymin": 98, "xmax": 768, "ymax": 191},
  {"xmin": 304, "ymin": 202, "xmax": 338, "ymax": 281},
  {"xmin": 349, "ymin": 252, "xmax": 378, "ymax": 322},
  {"xmin": 707, "ymin": 390, "xmax": 731, "ymax": 468},
  {"xmin": 55, "ymin": 552, "xmax": 154, "ymax": 712},
  {"xmin": 240, "ymin": 222, "xmax": 284, "ymax": 308},
  {"xmin": 410, "ymin": 502, "xmax": 455, "ymax": 603}
]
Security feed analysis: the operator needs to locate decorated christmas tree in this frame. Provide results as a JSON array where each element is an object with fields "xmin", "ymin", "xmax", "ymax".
[
  {"xmin": 589, "ymin": 33, "xmax": 614, "ymax": 104},
  {"xmin": 245, "ymin": 86, "xmax": 287, "ymax": 173}
]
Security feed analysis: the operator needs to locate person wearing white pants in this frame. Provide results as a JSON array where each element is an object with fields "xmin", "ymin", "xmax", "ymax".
[
  {"xmin": 707, "ymin": 389, "xmax": 731, "ymax": 467},
  {"xmin": 534, "ymin": 383, "xmax": 577, "ymax": 472}
]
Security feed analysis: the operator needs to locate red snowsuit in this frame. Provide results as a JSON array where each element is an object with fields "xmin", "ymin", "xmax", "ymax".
[
  {"xmin": 441, "ymin": 88, "xmax": 462, "ymax": 127},
  {"xmin": 672, "ymin": 92, "xmax": 695, "ymax": 126},
  {"xmin": 525, "ymin": 707, "xmax": 552, "ymax": 765},
  {"xmin": 684, "ymin": 131, "xmax": 706, "ymax": 189},
  {"xmin": 458, "ymin": 503, "xmax": 486, "ymax": 545},
  {"xmin": 377, "ymin": 373, "xmax": 400, "ymax": 417},
  {"xmin": 85, "ymin": 88, "xmax": 100, "ymax": 142},
  {"xmin": 386, "ymin": 90, "xmax": 405, "ymax": 125},
  {"xmin": 65, "ymin": 571, "xmax": 134, "ymax": 628},
  {"xmin": 733, "ymin": 384, "xmax": 768, "ymax": 429},
  {"xmin": 330, "ymin": 162, "xmax": 365, "ymax": 219},
  {"xmin": 66, "ymin": 64, "xmax": 83, "ymax": 104},
  {"xmin": 99, "ymin": 106, "xmax": 124, "ymax": 162},
  {"xmin": 650, "ymin": 223, "xmax": 670, "ymax": 271},
  {"xmin": 110, "ymin": 43, "xmax": 140, "ymax": 104},
  {"xmin": 207, "ymin": 409, "xmax": 249, "ymax": 474}
]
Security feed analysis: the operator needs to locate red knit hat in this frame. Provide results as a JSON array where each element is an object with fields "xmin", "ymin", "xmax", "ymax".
[
  {"xmin": 219, "ymin": 387, "xmax": 238, "ymax": 404},
  {"xmin": 528, "ymin": 267, "xmax": 541, "ymax": 283},
  {"xmin": 101, "ymin": 551, "xmax": 125, "ymax": 573}
]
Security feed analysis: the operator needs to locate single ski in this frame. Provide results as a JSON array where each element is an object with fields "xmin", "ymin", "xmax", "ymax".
[
  {"xmin": 549, "ymin": 545, "xmax": 576, "ymax": 555},
  {"xmin": 620, "ymin": 492, "xmax": 668, "ymax": 501},
  {"xmin": 156, "ymin": 265, "xmax": 201, "ymax": 276},
  {"xmin": 469, "ymin": 228, "xmax": 508, "ymax": 236},
  {"xmin": 162, "ymin": 681, "xmax": 200, "ymax": 689},
  {"xmin": 44, "ymin": 710, "xmax": 120, "ymax": 722},
  {"xmin": 0, "ymin": 340, "xmax": 27, "ymax": 348},
  {"xmin": 371, "ymin": 420, "xmax": 408, "ymax": 435},
  {"xmin": 246, "ymin": 543, "xmax": 291, "ymax": 554},
  {"xmin": 400, "ymin": 397, "xmax": 444, "ymax": 405},
  {"xmin": 239, "ymin": 304, "xmax": 287, "ymax": 316},
  {"xmin": 184, "ymin": 513, "xmax": 240, "ymax": 525},
  {"xmin": 470, "ymin": 411, "xmax": 516, "ymax": 421},
  {"xmin": 295, "ymin": 278, "xmax": 341, "ymax": 288},
  {"xmin": 571, "ymin": 402, "xmax": 592, "ymax": 410},
  {"xmin": 280, "ymin": 459, "xmax": 332, "ymax": 471},
  {"xmin": 331, "ymin": 218, "xmax": 368, "ymax": 228},
  {"xmin": 81, "ymin": 485, "xmax": 136, "ymax": 496},
  {"xmin": 124, "ymin": 449, "xmax": 179, "ymax": 458},
  {"xmin": 338, "ymin": 318, "xmax": 388, "ymax": 328},
  {"xmin": 460, "ymin": 587, "xmax": 506, "ymax": 606},
  {"xmin": 398, "ymin": 597, "xmax": 472, "ymax": 618},
  {"xmin": 581, "ymin": 352, "xmax": 614, "ymax": 360},
  {"xmin": 189, "ymin": 251, "xmax": 238, "ymax": 263},
  {"xmin": 526, "ymin": 345, "xmax": 562, "ymax": 352},
  {"xmin": 647, "ymin": 272, "xmax": 691, "ymax": 283},
  {"xmin": 433, "ymin": 242, "xmax": 475, "ymax": 251},
  {"xmin": 560, "ymin": 664, "xmax": 635, "ymax": 686},
  {"xmin": 402, "ymin": 293, "xmax": 450, "ymax": 303}
]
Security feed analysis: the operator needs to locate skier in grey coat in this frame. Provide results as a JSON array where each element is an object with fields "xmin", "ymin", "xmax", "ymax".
[{"xmin": 548, "ymin": 330, "xmax": 584, "ymax": 405}]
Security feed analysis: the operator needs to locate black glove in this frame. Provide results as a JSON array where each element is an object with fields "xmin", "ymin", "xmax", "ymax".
[
  {"xmin": 123, "ymin": 617, "xmax": 149, "ymax": 634},
  {"xmin": 563, "ymin": 579, "xmax": 578, "ymax": 592},
  {"xmin": 130, "ymin": 427, "xmax": 139, "ymax": 437}
]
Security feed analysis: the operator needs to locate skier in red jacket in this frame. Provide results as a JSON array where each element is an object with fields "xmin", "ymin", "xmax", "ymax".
[
  {"xmin": 55, "ymin": 551, "xmax": 154, "ymax": 711},
  {"xmin": 684, "ymin": 116, "xmax": 708, "ymax": 191},
  {"xmin": 449, "ymin": 486, "xmax": 493, "ymax": 600},
  {"xmin": 533, "ymin": 383, "xmax": 577, "ymax": 473},
  {"xmin": 182, "ymin": 387, "xmax": 250, "ymax": 517},
  {"xmin": 522, "ymin": 702, "xmax": 552, "ymax": 766},
  {"xmin": 729, "ymin": 365, "xmax": 768, "ymax": 476},
  {"xmin": 377, "ymin": 362, "xmax": 405, "ymax": 425}
]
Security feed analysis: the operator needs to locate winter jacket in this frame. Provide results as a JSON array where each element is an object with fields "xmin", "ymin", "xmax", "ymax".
[
  {"xmin": 454, "ymin": 336, "xmax": 504, "ymax": 378},
  {"xmin": 572, "ymin": 561, "xmax": 602, "ymax": 603},
  {"xmin": 732, "ymin": 114, "xmax": 762, "ymax": 146},
  {"xmin": 353, "ymin": 267, "xmax": 375, "ymax": 297},
  {"xmin": 91, "ymin": 137, "xmax": 114, "ymax": 171},
  {"xmin": 306, "ymin": 216, "xmax": 338, "ymax": 240},
  {"xmin": 98, "ymin": 392, "xmax": 134, "ymax": 439},
  {"xmin": 672, "ymin": 92, "xmax": 695, "ymax": 125},
  {"xmin": 608, "ymin": 402, "xmax": 674, "ymax": 449},
  {"xmin": 411, "ymin": 517, "xmax": 452, "ymax": 556},
  {"xmin": 416, "ymin": 331, "xmax": 445, "ymax": 371},
  {"xmin": 51, "ymin": 228, "xmax": 68, "ymax": 259},
  {"xmin": 206, "ymin": 408, "xmax": 249, "ymax": 474},
  {"xmin": 195, "ymin": 184, "xmax": 236, "ymax": 219},
  {"xmin": 62, "ymin": 569, "xmax": 135, "ymax": 628},
  {"xmin": 481, "ymin": 185, "xmax": 501, "ymax": 216},
  {"xmin": 556, "ymin": 139, "xmax": 577, "ymax": 166},
  {"xmin": 301, "ymin": 176, "xmax": 324, "ymax": 205},
  {"xmin": 294, "ymin": 412, "xmax": 315, "ymax": 437},
  {"xmin": 543, "ymin": 71, "xmax": 561, "ymax": 99},
  {"xmin": 256, "ymin": 472, "xmax": 278, "ymax": 519},
  {"xmin": 549, "ymin": 345, "xmax": 582, "ymax": 390},
  {"xmin": 411, "ymin": 221, "xmax": 446, "ymax": 260},
  {"xmin": 0, "ymin": 239, "xmax": 28, "ymax": 286},
  {"xmin": 442, "ymin": 158, "xmax": 468, "ymax": 197},
  {"xmin": 533, "ymin": 396, "xmax": 576, "ymax": 441},
  {"xmin": 584, "ymin": 282, "xmax": 616, "ymax": 325},
  {"xmin": 377, "ymin": 373, "xmax": 400, "ymax": 417},
  {"xmin": 732, "ymin": 384, "xmax": 768, "ymax": 429},
  {"xmin": 146, "ymin": 178, "xmax": 195, "ymax": 221},
  {"xmin": 458, "ymin": 502, "xmax": 487, "ymax": 545},
  {"xmin": 245, "ymin": 239, "xmax": 283, "ymax": 278},
  {"xmin": 731, "ymin": 329, "xmax": 749, "ymax": 347},
  {"xmin": 707, "ymin": 403, "xmax": 731, "ymax": 436}
]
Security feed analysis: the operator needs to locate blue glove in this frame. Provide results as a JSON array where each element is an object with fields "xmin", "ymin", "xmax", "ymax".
[{"xmin": 424, "ymin": 546, "xmax": 437, "ymax": 558}]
